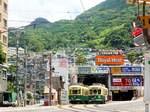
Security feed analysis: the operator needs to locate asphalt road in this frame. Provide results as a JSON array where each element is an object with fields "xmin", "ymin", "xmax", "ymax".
[{"xmin": 0, "ymin": 99, "xmax": 146, "ymax": 112}]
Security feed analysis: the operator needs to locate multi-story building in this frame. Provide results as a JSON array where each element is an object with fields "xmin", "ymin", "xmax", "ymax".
[
  {"xmin": 0, "ymin": 0, "xmax": 8, "ymax": 60},
  {"xmin": 0, "ymin": 0, "xmax": 8, "ymax": 92}
]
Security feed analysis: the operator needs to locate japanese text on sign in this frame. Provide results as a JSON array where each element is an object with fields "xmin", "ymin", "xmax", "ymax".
[{"xmin": 121, "ymin": 67, "xmax": 142, "ymax": 73}]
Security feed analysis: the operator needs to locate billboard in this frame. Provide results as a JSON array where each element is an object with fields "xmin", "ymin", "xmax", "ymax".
[
  {"xmin": 111, "ymin": 67, "xmax": 121, "ymax": 74},
  {"xmin": 96, "ymin": 55, "xmax": 124, "ymax": 65},
  {"xmin": 91, "ymin": 66, "xmax": 109, "ymax": 74},
  {"xmin": 121, "ymin": 67, "xmax": 142, "ymax": 73},
  {"xmin": 78, "ymin": 67, "xmax": 91, "ymax": 74},
  {"xmin": 112, "ymin": 77, "xmax": 142, "ymax": 86}
]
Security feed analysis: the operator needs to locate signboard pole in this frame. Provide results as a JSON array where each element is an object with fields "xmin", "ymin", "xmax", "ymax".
[
  {"xmin": 144, "ymin": 51, "xmax": 150, "ymax": 112},
  {"xmin": 145, "ymin": 103, "xmax": 149, "ymax": 112},
  {"xmin": 108, "ymin": 68, "xmax": 112, "ymax": 100}
]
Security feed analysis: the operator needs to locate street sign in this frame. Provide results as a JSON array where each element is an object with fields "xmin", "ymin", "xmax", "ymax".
[
  {"xmin": 132, "ymin": 77, "xmax": 141, "ymax": 86},
  {"xmin": 133, "ymin": 34, "xmax": 145, "ymax": 46}
]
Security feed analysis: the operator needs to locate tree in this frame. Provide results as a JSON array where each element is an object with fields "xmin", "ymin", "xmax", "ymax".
[
  {"xmin": 27, "ymin": 92, "xmax": 33, "ymax": 100},
  {"xmin": 126, "ymin": 51, "xmax": 139, "ymax": 64},
  {"xmin": 76, "ymin": 54, "xmax": 87, "ymax": 65},
  {"xmin": 7, "ymin": 81, "xmax": 16, "ymax": 92},
  {"xmin": 7, "ymin": 65, "xmax": 17, "ymax": 92},
  {"xmin": 0, "ymin": 43, "xmax": 6, "ymax": 64}
]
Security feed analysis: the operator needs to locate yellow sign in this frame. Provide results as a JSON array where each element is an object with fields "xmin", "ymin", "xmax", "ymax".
[
  {"xmin": 139, "ymin": 16, "xmax": 150, "ymax": 28},
  {"xmin": 111, "ymin": 67, "xmax": 121, "ymax": 74}
]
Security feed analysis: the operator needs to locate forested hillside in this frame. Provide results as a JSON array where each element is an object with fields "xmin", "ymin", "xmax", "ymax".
[{"xmin": 8, "ymin": 0, "xmax": 137, "ymax": 52}]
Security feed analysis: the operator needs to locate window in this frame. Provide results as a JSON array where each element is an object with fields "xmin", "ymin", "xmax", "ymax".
[
  {"xmin": 72, "ymin": 89, "xmax": 81, "ymax": 95},
  {"xmin": 3, "ymin": 19, "xmax": 7, "ymax": 28},
  {"xmin": 4, "ymin": 2, "xmax": 7, "ymax": 12},
  {"xmin": 98, "ymin": 89, "xmax": 101, "ymax": 94},
  {"xmin": 3, "ymin": 35, "xmax": 7, "ymax": 43}
]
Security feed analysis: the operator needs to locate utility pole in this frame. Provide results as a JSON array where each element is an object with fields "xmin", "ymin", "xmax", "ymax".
[
  {"xmin": 49, "ymin": 53, "xmax": 52, "ymax": 106},
  {"xmin": 24, "ymin": 46, "xmax": 27, "ymax": 106},
  {"xmin": 16, "ymin": 30, "xmax": 20, "ymax": 106}
]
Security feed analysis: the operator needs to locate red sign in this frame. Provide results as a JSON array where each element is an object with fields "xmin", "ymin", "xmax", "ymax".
[
  {"xmin": 112, "ymin": 78, "xmax": 133, "ymax": 86},
  {"xmin": 132, "ymin": 28, "xmax": 143, "ymax": 37}
]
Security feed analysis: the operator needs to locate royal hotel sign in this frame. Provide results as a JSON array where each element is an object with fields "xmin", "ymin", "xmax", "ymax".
[{"xmin": 96, "ymin": 50, "xmax": 124, "ymax": 65}]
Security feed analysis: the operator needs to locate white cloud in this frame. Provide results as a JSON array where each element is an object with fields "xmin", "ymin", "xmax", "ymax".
[{"xmin": 8, "ymin": 0, "xmax": 105, "ymax": 27}]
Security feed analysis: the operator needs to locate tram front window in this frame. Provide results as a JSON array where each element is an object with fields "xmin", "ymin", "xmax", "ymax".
[
  {"xmin": 72, "ymin": 89, "xmax": 81, "ymax": 95},
  {"xmin": 90, "ymin": 89, "xmax": 101, "ymax": 95},
  {"xmin": 98, "ymin": 89, "xmax": 101, "ymax": 94},
  {"xmin": 94, "ymin": 90, "xmax": 97, "ymax": 94}
]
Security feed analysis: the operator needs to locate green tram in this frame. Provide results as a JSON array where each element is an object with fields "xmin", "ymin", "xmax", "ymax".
[
  {"xmin": 88, "ymin": 84, "xmax": 108, "ymax": 104},
  {"xmin": 69, "ymin": 84, "xmax": 108, "ymax": 104},
  {"xmin": 69, "ymin": 85, "xmax": 89, "ymax": 104}
]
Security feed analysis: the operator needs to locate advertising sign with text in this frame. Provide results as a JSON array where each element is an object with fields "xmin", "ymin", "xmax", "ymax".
[
  {"xmin": 111, "ymin": 67, "xmax": 121, "ymax": 74},
  {"xmin": 91, "ymin": 66, "xmax": 109, "ymax": 74},
  {"xmin": 121, "ymin": 67, "xmax": 142, "ymax": 73},
  {"xmin": 96, "ymin": 55, "xmax": 124, "ymax": 65},
  {"xmin": 112, "ymin": 77, "xmax": 142, "ymax": 86}
]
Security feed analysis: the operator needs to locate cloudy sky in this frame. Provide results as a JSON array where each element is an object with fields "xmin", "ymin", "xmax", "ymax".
[{"xmin": 8, "ymin": 0, "xmax": 105, "ymax": 27}]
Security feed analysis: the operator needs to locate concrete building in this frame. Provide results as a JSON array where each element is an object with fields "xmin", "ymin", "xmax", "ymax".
[
  {"xmin": 0, "ymin": 64, "xmax": 7, "ymax": 92},
  {"xmin": 0, "ymin": 0, "xmax": 8, "ymax": 59},
  {"xmin": 8, "ymin": 47, "xmax": 25, "ymax": 57},
  {"xmin": 0, "ymin": 0, "xmax": 8, "ymax": 92},
  {"xmin": 8, "ymin": 47, "xmax": 25, "ymax": 65}
]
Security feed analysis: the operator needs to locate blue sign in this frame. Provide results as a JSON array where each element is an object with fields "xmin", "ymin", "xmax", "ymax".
[
  {"xmin": 121, "ymin": 67, "xmax": 142, "ymax": 73},
  {"xmin": 132, "ymin": 77, "xmax": 141, "ymax": 86},
  {"xmin": 78, "ymin": 67, "xmax": 91, "ymax": 74},
  {"xmin": 91, "ymin": 66, "xmax": 109, "ymax": 74}
]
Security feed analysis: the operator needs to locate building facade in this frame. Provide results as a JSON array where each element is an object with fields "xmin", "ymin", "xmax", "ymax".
[
  {"xmin": 0, "ymin": 0, "xmax": 8, "ymax": 59},
  {"xmin": 0, "ymin": 0, "xmax": 8, "ymax": 92}
]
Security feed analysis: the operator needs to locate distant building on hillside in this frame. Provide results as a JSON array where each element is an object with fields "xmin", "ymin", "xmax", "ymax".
[
  {"xmin": 8, "ymin": 47, "xmax": 25, "ymax": 65},
  {"xmin": 8, "ymin": 47, "xmax": 25, "ymax": 57}
]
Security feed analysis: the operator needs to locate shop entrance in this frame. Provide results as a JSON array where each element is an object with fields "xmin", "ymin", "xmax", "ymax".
[
  {"xmin": 112, "ymin": 90, "xmax": 134, "ymax": 101},
  {"xmin": 78, "ymin": 74, "xmax": 108, "ymax": 87}
]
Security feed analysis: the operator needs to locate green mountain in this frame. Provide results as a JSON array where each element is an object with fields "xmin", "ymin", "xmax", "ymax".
[{"xmin": 8, "ymin": 0, "xmax": 137, "ymax": 52}]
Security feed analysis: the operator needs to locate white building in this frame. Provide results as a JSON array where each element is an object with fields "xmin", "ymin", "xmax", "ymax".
[{"xmin": 8, "ymin": 47, "xmax": 25, "ymax": 58}]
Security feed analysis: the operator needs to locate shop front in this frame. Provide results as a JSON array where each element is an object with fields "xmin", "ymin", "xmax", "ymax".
[
  {"xmin": 78, "ymin": 66, "xmax": 110, "ymax": 87},
  {"xmin": 110, "ymin": 66, "xmax": 144, "ymax": 101},
  {"xmin": 111, "ymin": 86, "xmax": 143, "ymax": 101}
]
